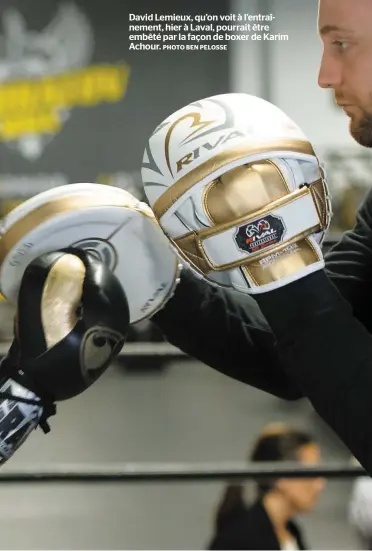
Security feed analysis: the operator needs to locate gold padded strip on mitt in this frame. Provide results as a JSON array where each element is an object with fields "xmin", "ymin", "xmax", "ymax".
[{"xmin": 0, "ymin": 192, "xmax": 153, "ymax": 268}]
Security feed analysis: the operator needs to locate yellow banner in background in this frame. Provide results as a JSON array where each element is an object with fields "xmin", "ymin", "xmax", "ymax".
[{"xmin": 0, "ymin": 63, "xmax": 130, "ymax": 140}]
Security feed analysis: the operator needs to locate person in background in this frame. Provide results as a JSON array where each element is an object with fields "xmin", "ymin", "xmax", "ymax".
[{"xmin": 207, "ymin": 424, "xmax": 326, "ymax": 550}]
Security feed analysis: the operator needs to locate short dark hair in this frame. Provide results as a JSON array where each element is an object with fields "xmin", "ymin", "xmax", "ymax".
[{"xmin": 250, "ymin": 424, "xmax": 314, "ymax": 498}]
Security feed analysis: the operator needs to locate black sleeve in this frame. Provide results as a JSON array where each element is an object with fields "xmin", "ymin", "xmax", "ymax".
[
  {"xmin": 254, "ymin": 267, "xmax": 372, "ymax": 472},
  {"xmin": 252, "ymin": 189, "xmax": 372, "ymax": 472},
  {"xmin": 153, "ymin": 270, "xmax": 302, "ymax": 400},
  {"xmin": 324, "ymin": 188, "xmax": 372, "ymax": 332}
]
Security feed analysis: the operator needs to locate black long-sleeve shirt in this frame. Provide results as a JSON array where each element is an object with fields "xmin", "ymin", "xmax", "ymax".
[{"xmin": 154, "ymin": 188, "xmax": 372, "ymax": 473}]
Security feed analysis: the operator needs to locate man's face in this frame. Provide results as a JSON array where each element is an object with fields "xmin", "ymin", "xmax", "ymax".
[{"xmin": 318, "ymin": 0, "xmax": 372, "ymax": 146}]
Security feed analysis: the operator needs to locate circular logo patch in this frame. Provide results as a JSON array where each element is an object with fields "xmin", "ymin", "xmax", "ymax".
[
  {"xmin": 235, "ymin": 214, "xmax": 286, "ymax": 254},
  {"xmin": 72, "ymin": 238, "xmax": 117, "ymax": 271}
]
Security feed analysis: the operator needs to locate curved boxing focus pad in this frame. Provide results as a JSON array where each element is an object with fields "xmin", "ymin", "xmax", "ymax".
[
  {"xmin": 0, "ymin": 183, "xmax": 181, "ymax": 322},
  {"xmin": 141, "ymin": 93, "xmax": 332, "ymax": 294},
  {"xmin": 0, "ymin": 249, "xmax": 129, "ymax": 464}
]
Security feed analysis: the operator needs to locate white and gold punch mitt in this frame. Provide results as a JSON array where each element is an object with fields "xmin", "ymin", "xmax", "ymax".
[
  {"xmin": 141, "ymin": 93, "xmax": 332, "ymax": 294},
  {"xmin": 0, "ymin": 183, "xmax": 181, "ymax": 322}
]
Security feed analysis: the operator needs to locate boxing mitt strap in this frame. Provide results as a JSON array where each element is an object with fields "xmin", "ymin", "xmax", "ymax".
[{"xmin": 172, "ymin": 180, "xmax": 328, "ymax": 274}]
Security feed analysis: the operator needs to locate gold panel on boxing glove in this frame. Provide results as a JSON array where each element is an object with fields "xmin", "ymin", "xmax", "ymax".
[{"xmin": 205, "ymin": 160, "xmax": 290, "ymax": 221}]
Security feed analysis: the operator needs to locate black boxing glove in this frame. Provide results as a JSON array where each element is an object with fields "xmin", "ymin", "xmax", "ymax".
[{"xmin": 0, "ymin": 248, "xmax": 129, "ymax": 464}]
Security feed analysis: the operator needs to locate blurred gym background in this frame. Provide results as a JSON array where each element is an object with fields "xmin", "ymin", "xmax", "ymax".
[{"xmin": 0, "ymin": 0, "xmax": 369, "ymax": 549}]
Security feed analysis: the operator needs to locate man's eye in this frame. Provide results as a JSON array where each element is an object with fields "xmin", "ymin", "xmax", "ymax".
[{"xmin": 332, "ymin": 40, "xmax": 348, "ymax": 49}]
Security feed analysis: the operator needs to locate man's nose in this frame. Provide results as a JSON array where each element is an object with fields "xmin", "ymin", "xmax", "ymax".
[{"xmin": 318, "ymin": 52, "xmax": 343, "ymax": 89}]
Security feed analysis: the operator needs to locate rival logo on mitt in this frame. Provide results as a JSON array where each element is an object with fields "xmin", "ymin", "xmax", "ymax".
[
  {"xmin": 175, "ymin": 130, "xmax": 244, "ymax": 173},
  {"xmin": 235, "ymin": 214, "xmax": 286, "ymax": 254}
]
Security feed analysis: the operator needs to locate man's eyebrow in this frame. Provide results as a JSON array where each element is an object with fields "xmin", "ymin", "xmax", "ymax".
[{"xmin": 319, "ymin": 24, "xmax": 355, "ymax": 35}]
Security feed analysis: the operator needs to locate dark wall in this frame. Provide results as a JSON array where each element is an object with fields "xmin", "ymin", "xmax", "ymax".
[{"xmin": 0, "ymin": 0, "xmax": 229, "ymax": 211}]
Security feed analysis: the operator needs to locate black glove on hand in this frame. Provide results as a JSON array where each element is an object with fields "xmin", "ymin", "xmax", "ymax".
[{"xmin": 0, "ymin": 248, "xmax": 129, "ymax": 464}]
